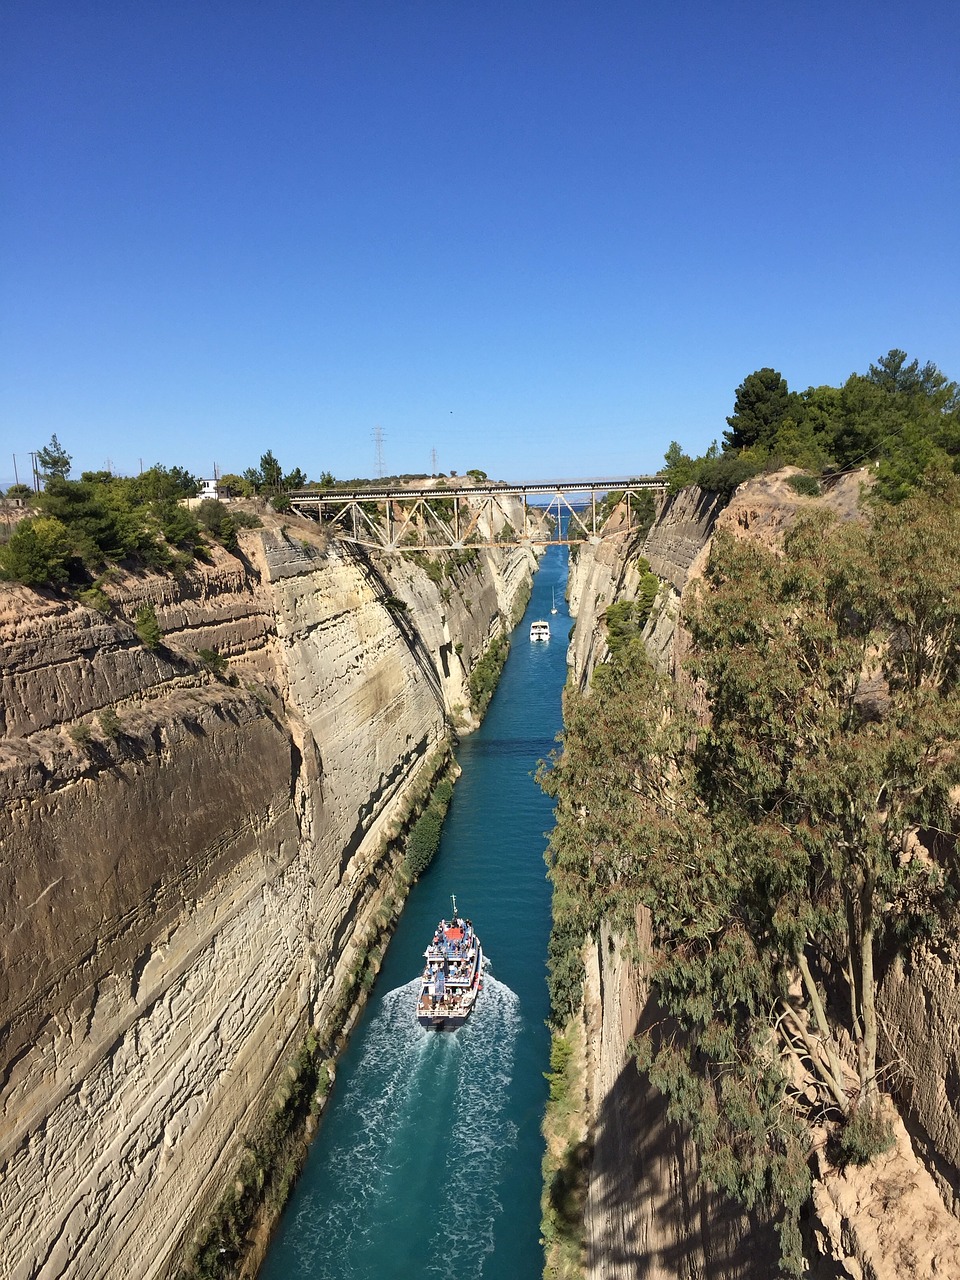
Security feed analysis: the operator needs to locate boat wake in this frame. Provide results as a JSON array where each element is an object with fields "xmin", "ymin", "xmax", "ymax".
[
  {"xmin": 432, "ymin": 975, "xmax": 521, "ymax": 1270},
  {"xmin": 278, "ymin": 975, "xmax": 521, "ymax": 1279}
]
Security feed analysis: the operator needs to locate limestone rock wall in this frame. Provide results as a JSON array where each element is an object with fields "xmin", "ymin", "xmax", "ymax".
[
  {"xmin": 876, "ymin": 936, "xmax": 960, "ymax": 1213},
  {"xmin": 566, "ymin": 531, "xmax": 646, "ymax": 688},
  {"xmin": 566, "ymin": 486, "xmax": 724, "ymax": 687},
  {"xmin": 0, "ymin": 511, "xmax": 536, "ymax": 1280},
  {"xmin": 581, "ymin": 915, "xmax": 776, "ymax": 1280}
]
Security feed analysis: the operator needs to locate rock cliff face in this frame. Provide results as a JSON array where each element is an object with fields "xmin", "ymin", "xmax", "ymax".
[
  {"xmin": 0, "ymin": 509, "xmax": 536, "ymax": 1280},
  {"xmin": 579, "ymin": 912, "xmax": 772, "ymax": 1280},
  {"xmin": 562, "ymin": 471, "xmax": 960, "ymax": 1279}
]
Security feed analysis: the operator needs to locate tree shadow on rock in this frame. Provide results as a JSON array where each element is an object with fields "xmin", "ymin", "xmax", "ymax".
[{"xmin": 586, "ymin": 999, "xmax": 780, "ymax": 1280}]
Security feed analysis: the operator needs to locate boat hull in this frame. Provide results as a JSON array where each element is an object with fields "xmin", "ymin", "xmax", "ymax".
[{"xmin": 417, "ymin": 1009, "xmax": 471, "ymax": 1031}]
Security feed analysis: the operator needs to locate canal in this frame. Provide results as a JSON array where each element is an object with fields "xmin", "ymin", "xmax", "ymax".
[{"xmin": 261, "ymin": 544, "xmax": 570, "ymax": 1280}]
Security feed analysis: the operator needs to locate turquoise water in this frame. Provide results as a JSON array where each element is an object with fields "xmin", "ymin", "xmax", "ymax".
[{"xmin": 261, "ymin": 546, "xmax": 569, "ymax": 1280}]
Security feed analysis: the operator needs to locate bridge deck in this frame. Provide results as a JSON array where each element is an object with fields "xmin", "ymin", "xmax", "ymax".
[{"xmin": 288, "ymin": 475, "xmax": 665, "ymax": 552}]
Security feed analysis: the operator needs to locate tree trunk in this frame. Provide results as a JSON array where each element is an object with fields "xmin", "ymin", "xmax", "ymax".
[
  {"xmin": 795, "ymin": 950, "xmax": 850, "ymax": 1114},
  {"xmin": 858, "ymin": 874, "xmax": 879, "ymax": 1107}
]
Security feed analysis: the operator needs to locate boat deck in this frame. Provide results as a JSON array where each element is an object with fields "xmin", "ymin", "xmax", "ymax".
[{"xmin": 417, "ymin": 920, "xmax": 483, "ymax": 1028}]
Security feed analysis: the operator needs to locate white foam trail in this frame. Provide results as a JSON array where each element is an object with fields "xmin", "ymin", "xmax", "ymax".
[
  {"xmin": 284, "ymin": 975, "xmax": 522, "ymax": 1279},
  {"xmin": 287, "ymin": 979, "xmax": 432, "ymax": 1272},
  {"xmin": 432, "ymin": 976, "xmax": 521, "ymax": 1269}
]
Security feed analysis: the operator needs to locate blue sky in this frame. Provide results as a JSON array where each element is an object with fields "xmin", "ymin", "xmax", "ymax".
[{"xmin": 2, "ymin": 1, "xmax": 958, "ymax": 488}]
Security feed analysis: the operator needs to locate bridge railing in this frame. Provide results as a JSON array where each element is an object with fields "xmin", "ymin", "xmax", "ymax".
[{"xmin": 288, "ymin": 476, "xmax": 666, "ymax": 552}]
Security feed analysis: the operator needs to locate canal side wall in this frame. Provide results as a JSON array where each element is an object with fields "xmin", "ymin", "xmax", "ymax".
[
  {"xmin": 0, "ymin": 506, "xmax": 537, "ymax": 1280},
  {"xmin": 560, "ymin": 471, "xmax": 960, "ymax": 1279}
]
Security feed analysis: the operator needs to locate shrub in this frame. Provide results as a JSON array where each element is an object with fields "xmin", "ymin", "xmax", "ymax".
[
  {"xmin": 69, "ymin": 721, "xmax": 92, "ymax": 745},
  {"xmin": 135, "ymin": 604, "xmax": 162, "ymax": 650},
  {"xmin": 196, "ymin": 499, "xmax": 237, "ymax": 551},
  {"xmin": 231, "ymin": 509, "xmax": 263, "ymax": 529},
  {"xmin": 157, "ymin": 501, "xmax": 200, "ymax": 548},
  {"xmin": 544, "ymin": 1033, "xmax": 574, "ymax": 1105},
  {"xmin": 405, "ymin": 809, "xmax": 443, "ymax": 879},
  {"xmin": 404, "ymin": 770, "xmax": 457, "ymax": 880},
  {"xmin": 468, "ymin": 632, "xmax": 509, "ymax": 714},
  {"xmin": 76, "ymin": 585, "xmax": 111, "ymax": 615},
  {"xmin": 197, "ymin": 648, "xmax": 228, "ymax": 675},
  {"xmin": 838, "ymin": 1104, "xmax": 894, "ymax": 1166},
  {"xmin": 0, "ymin": 516, "xmax": 71, "ymax": 585},
  {"xmin": 786, "ymin": 473, "xmax": 822, "ymax": 497},
  {"xmin": 98, "ymin": 707, "xmax": 122, "ymax": 737}
]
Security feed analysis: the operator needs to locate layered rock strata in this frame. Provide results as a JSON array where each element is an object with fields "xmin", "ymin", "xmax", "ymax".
[{"xmin": 0, "ymin": 510, "xmax": 536, "ymax": 1279}]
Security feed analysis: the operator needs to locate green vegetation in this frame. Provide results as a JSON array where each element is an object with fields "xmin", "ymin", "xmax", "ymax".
[
  {"xmin": 197, "ymin": 648, "xmax": 228, "ymax": 676},
  {"xmin": 0, "ymin": 441, "xmax": 302, "ymax": 591},
  {"xmin": 98, "ymin": 707, "xmax": 122, "ymax": 738},
  {"xmin": 602, "ymin": 558, "xmax": 659, "ymax": 654},
  {"xmin": 541, "ymin": 1025, "xmax": 590, "ymax": 1279},
  {"xmin": 135, "ymin": 604, "xmax": 163, "ymax": 651},
  {"xmin": 404, "ymin": 776, "xmax": 455, "ymax": 879},
  {"xmin": 0, "ymin": 466, "xmax": 205, "ymax": 585},
  {"xmin": 36, "ymin": 433, "xmax": 72, "ymax": 482},
  {"xmin": 541, "ymin": 471, "xmax": 960, "ymax": 1273},
  {"xmin": 181, "ymin": 1030, "xmax": 333, "ymax": 1280},
  {"xmin": 785, "ymin": 473, "xmax": 821, "ymax": 497},
  {"xmin": 76, "ymin": 583, "xmax": 111, "ymax": 614},
  {"xmin": 0, "ymin": 517, "xmax": 72, "ymax": 586},
  {"xmin": 183, "ymin": 744, "xmax": 457, "ymax": 1279},
  {"xmin": 509, "ymin": 577, "xmax": 533, "ymax": 629},
  {"xmin": 196, "ymin": 499, "xmax": 237, "ymax": 550},
  {"xmin": 468, "ymin": 631, "xmax": 509, "ymax": 715},
  {"xmin": 660, "ymin": 348, "xmax": 960, "ymax": 505},
  {"xmin": 402, "ymin": 546, "xmax": 479, "ymax": 583},
  {"xmin": 402, "ymin": 551, "xmax": 444, "ymax": 584}
]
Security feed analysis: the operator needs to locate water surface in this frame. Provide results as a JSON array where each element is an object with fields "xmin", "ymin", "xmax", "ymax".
[{"xmin": 262, "ymin": 546, "xmax": 569, "ymax": 1280}]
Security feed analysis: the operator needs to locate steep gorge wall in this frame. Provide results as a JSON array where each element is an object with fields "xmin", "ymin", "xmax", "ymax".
[
  {"xmin": 577, "ymin": 913, "xmax": 771, "ymax": 1280},
  {"xmin": 563, "ymin": 486, "xmax": 777, "ymax": 1280},
  {"xmin": 562, "ymin": 471, "xmax": 960, "ymax": 1279},
  {"xmin": 0, "ymin": 510, "xmax": 536, "ymax": 1280}
]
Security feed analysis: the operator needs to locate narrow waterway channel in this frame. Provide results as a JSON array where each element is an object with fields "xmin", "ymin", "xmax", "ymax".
[{"xmin": 261, "ymin": 545, "xmax": 570, "ymax": 1280}]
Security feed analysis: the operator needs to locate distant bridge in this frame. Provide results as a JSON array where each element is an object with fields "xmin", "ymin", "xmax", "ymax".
[{"xmin": 289, "ymin": 476, "xmax": 666, "ymax": 552}]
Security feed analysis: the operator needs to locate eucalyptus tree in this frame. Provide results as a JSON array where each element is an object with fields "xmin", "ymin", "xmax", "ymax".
[{"xmin": 543, "ymin": 470, "xmax": 960, "ymax": 1272}]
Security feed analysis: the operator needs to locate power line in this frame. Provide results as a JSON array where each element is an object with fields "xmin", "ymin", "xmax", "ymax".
[{"xmin": 373, "ymin": 425, "xmax": 385, "ymax": 479}]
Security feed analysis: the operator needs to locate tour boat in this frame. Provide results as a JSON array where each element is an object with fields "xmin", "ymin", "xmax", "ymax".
[
  {"xmin": 416, "ymin": 898, "xmax": 483, "ymax": 1030},
  {"xmin": 529, "ymin": 619, "xmax": 551, "ymax": 642}
]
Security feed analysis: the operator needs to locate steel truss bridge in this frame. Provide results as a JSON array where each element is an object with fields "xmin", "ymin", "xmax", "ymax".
[{"xmin": 289, "ymin": 476, "xmax": 666, "ymax": 552}]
